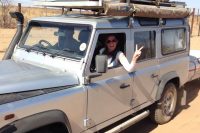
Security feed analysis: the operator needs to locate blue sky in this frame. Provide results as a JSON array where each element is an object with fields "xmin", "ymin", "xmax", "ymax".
[{"xmin": 14, "ymin": 0, "xmax": 200, "ymax": 9}]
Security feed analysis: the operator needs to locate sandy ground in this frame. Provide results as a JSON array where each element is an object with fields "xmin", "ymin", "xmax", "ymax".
[
  {"xmin": 191, "ymin": 36, "xmax": 200, "ymax": 50},
  {"xmin": 0, "ymin": 29, "xmax": 16, "ymax": 59},
  {"xmin": 0, "ymin": 28, "xmax": 200, "ymax": 133}
]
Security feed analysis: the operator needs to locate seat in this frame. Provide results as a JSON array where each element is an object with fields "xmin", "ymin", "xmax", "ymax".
[{"xmin": 78, "ymin": 30, "xmax": 89, "ymax": 44}]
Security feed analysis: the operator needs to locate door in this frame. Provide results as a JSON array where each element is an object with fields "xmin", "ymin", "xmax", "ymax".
[
  {"xmin": 130, "ymin": 30, "xmax": 160, "ymax": 107},
  {"xmin": 85, "ymin": 30, "xmax": 134, "ymax": 127}
]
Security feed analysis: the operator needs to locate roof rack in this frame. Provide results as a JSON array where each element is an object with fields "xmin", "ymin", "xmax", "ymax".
[
  {"xmin": 36, "ymin": 0, "xmax": 185, "ymax": 8},
  {"xmin": 125, "ymin": 0, "xmax": 186, "ymax": 7},
  {"xmin": 36, "ymin": 0, "xmax": 103, "ymax": 9},
  {"xmin": 35, "ymin": 0, "xmax": 190, "ymax": 18},
  {"xmin": 128, "ymin": 0, "xmax": 174, "ymax": 7}
]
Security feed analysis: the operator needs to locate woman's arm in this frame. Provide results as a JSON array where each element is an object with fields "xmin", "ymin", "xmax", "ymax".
[{"xmin": 118, "ymin": 46, "xmax": 143, "ymax": 72}]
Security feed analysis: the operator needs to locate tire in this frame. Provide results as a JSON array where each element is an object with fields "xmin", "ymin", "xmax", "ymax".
[{"xmin": 150, "ymin": 82, "xmax": 177, "ymax": 124}]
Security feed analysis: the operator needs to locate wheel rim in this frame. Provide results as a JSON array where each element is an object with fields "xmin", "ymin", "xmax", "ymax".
[
  {"xmin": 162, "ymin": 87, "xmax": 177, "ymax": 118},
  {"xmin": 163, "ymin": 91, "xmax": 174, "ymax": 116}
]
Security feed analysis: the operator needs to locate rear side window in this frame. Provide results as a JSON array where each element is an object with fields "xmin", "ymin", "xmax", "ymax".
[
  {"xmin": 134, "ymin": 31, "xmax": 156, "ymax": 61},
  {"xmin": 138, "ymin": 18, "xmax": 159, "ymax": 26},
  {"xmin": 161, "ymin": 28, "xmax": 186, "ymax": 55}
]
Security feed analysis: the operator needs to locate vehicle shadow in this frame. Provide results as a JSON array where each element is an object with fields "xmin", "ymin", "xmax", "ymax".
[
  {"xmin": 123, "ymin": 79, "xmax": 200, "ymax": 133},
  {"xmin": 176, "ymin": 79, "xmax": 200, "ymax": 114}
]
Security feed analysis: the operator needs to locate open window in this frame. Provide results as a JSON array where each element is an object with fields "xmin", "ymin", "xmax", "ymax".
[{"xmin": 90, "ymin": 33, "xmax": 126, "ymax": 72}]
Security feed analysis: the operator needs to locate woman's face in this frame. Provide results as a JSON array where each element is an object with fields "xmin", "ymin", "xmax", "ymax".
[{"xmin": 106, "ymin": 35, "xmax": 118, "ymax": 53}]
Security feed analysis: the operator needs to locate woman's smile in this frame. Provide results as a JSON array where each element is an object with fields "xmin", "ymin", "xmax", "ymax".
[{"xmin": 106, "ymin": 36, "xmax": 118, "ymax": 52}]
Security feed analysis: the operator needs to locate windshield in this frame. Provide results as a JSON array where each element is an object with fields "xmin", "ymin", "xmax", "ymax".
[{"xmin": 19, "ymin": 21, "xmax": 92, "ymax": 60}]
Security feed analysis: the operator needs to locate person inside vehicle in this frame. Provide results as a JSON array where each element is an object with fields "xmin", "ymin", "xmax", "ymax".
[
  {"xmin": 57, "ymin": 28, "xmax": 79, "ymax": 51},
  {"xmin": 99, "ymin": 34, "xmax": 143, "ymax": 72}
]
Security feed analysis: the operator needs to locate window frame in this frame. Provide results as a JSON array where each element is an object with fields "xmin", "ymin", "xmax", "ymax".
[
  {"xmin": 133, "ymin": 30, "xmax": 157, "ymax": 62},
  {"xmin": 89, "ymin": 32, "xmax": 127, "ymax": 72},
  {"xmin": 161, "ymin": 28, "xmax": 186, "ymax": 55},
  {"xmin": 19, "ymin": 20, "xmax": 93, "ymax": 60},
  {"xmin": 83, "ymin": 29, "xmax": 131, "ymax": 76}
]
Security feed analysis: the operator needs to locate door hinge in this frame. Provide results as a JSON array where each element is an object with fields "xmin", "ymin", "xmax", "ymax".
[
  {"xmin": 84, "ymin": 118, "xmax": 92, "ymax": 127},
  {"xmin": 130, "ymin": 98, "xmax": 135, "ymax": 107}
]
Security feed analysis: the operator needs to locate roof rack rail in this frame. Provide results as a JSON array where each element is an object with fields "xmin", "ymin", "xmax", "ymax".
[
  {"xmin": 36, "ymin": 0, "xmax": 103, "ymax": 9},
  {"xmin": 35, "ymin": 0, "xmax": 190, "ymax": 18},
  {"xmin": 35, "ymin": 0, "xmax": 185, "ymax": 8}
]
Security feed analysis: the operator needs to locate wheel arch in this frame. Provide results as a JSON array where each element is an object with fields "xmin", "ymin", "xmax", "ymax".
[
  {"xmin": 0, "ymin": 110, "xmax": 72, "ymax": 133},
  {"xmin": 156, "ymin": 71, "xmax": 180, "ymax": 101}
]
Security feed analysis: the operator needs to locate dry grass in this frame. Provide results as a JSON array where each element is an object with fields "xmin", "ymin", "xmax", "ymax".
[
  {"xmin": 10, "ymin": 6, "xmax": 62, "ymax": 22},
  {"xmin": 0, "ymin": 7, "xmax": 62, "ymax": 59},
  {"xmin": 22, "ymin": 7, "xmax": 62, "ymax": 22},
  {"xmin": 189, "ymin": 15, "xmax": 200, "ymax": 36}
]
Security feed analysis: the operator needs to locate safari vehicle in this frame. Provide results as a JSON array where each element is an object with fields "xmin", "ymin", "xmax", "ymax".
[{"xmin": 0, "ymin": 0, "xmax": 200, "ymax": 133}]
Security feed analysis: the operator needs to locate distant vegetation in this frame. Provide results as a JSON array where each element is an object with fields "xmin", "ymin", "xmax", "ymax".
[
  {"xmin": 0, "ymin": 0, "xmax": 62, "ymax": 28},
  {"xmin": 0, "ymin": 0, "xmax": 13, "ymax": 28}
]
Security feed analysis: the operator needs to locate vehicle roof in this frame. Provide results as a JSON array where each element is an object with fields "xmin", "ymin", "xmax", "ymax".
[
  {"xmin": 31, "ymin": 14, "xmax": 130, "ymax": 29},
  {"xmin": 31, "ymin": 14, "xmax": 186, "ymax": 29}
]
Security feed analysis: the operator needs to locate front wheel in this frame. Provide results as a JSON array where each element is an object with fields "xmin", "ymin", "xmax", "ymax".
[{"xmin": 150, "ymin": 82, "xmax": 177, "ymax": 124}]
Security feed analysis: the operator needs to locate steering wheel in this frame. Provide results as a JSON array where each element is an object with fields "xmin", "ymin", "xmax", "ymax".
[{"xmin": 39, "ymin": 40, "xmax": 53, "ymax": 47}]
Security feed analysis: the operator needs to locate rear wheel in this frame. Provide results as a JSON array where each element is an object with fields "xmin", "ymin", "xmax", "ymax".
[{"xmin": 150, "ymin": 82, "xmax": 177, "ymax": 124}]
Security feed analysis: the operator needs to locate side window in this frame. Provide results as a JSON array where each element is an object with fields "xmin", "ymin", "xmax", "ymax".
[
  {"xmin": 162, "ymin": 28, "xmax": 186, "ymax": 55},
  {"xmin": 134, "ymin": 31, "xmax": 156, "ymax": 61},
  {"xmin": 90, "ymin": 33, "xmax": 126, "ymax": 72}
]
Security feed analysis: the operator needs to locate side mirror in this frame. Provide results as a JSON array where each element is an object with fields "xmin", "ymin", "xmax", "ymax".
[
  {"xmin": 95, "ymin": 55, "xmax": 107, "ymax": 73},
  {"xmin": 84, "ymin": 55, "xmax": 107, "ymax": 84}
]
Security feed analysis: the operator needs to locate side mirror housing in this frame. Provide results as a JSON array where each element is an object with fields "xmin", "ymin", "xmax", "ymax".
[
  {"xmin": 84, "ymin": 55, "xmax": 107, "ymax": 84},
  {"xmin": 95, "ymin": 55, "xmax": 107, "ymax": 73}
]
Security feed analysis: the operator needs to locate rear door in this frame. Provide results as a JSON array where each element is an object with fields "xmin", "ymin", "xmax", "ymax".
[{"xmin": 130, "ymin": 29, "xmax": 160, "ymax": 107}]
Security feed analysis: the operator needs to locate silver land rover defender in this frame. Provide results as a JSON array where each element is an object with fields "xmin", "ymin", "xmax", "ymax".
[{"xmin": 0, "ymin": 0, "xmax": 199, "ymax": 133}]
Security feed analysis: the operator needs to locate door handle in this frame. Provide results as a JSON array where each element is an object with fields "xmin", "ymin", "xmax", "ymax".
[
  {"xmin": 120, "ymin": 83, "xmax": 130, "ymax": 89},
  {"xmin": 151, "ymin": 73, "xmax": 158, "ymax": 78}
]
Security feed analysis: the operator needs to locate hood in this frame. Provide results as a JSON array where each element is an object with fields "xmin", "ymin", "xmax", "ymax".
[{"xmin": 0, "ymin": 60, "xmax": 79, "ymax": 94}]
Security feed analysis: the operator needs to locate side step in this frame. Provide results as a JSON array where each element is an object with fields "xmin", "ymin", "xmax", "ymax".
[{"xmin": 105, "ymin": 110, "xmax": 150, "ymax": 133}]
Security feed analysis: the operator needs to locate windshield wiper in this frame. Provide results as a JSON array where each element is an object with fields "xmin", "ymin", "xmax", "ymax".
[
  {"xmin": 26, "ymin": 44, "xmax": 48, "ymax": 53},
  {"xmin": 63, "ymin": 48, "xmax": 76, "ymax": 53},
  {"xmin": 50, "ymin": 48, "xmax": 75, "ymax": 58}
]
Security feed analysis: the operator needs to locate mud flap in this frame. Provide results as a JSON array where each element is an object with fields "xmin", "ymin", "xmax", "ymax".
[{"xmin": 180, "ymin": 88, "xmax": 187, "ymax": 106}]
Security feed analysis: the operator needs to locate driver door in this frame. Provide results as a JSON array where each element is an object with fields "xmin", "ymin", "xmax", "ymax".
[{"xmin": 84, "ymin": 30, "xmax": 134, "ymax": 128}]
